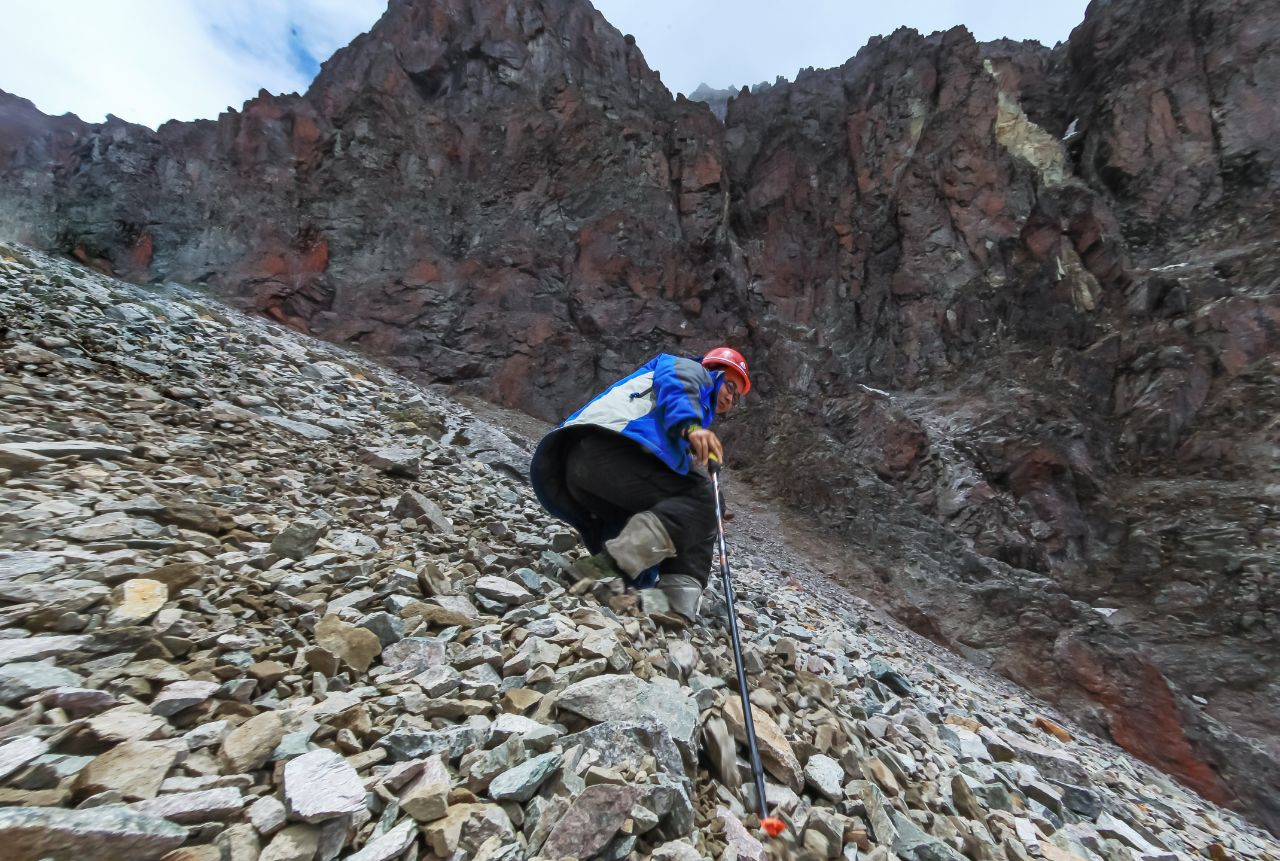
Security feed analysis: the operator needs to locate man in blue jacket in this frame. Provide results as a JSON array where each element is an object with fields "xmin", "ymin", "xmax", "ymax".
[{"xmin": 530, "ymin": 347, "xmax": 751, "ymax": 622}]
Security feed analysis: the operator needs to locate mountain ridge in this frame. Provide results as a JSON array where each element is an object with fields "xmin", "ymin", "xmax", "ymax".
[{"xmin": 1, "ymin": 0, "xmax": 1277, "ymax": 833}]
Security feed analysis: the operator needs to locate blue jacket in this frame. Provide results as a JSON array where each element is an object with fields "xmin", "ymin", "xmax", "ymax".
[{"xmin": 530, "ymin": 354, "xmax": 724, "ymax": 555}]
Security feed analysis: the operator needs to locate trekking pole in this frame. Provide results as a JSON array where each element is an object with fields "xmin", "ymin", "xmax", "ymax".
[{"xmin": 707, "ymin": 454, "xmax": 785, "ymax": 838}]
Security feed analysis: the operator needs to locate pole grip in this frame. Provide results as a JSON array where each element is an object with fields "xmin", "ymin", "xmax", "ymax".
[{"xmin": 707, "ymin": 453, "xmax": 722, "ymax": 476}]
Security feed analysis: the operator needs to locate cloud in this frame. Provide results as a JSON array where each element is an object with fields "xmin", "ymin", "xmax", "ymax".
[
  {"xmin": 0, "ymin": 0, "xmax": 1090, "ymax": 130},
  {"xmin": 591, "ymin": 0, "xmax": 1091, "ymax": 97},
  {"xmin": 0, "ymin": 0, "xmax": 386, "ymax": 130}
]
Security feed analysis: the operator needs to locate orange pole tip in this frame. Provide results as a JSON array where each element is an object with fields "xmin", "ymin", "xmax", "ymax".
[{"xmin": 761, "ymin": 817, "xmax": 786, "ymax": 838}]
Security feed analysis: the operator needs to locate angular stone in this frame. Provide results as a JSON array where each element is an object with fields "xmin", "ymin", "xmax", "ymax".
[
  {"xmin": 990, "ymin": 729, "xmax": 1091, "ymax": 786},
  {"xmin": 128, "ymin": 787, "xmax": 245, "ymax": 823},
  {"xmin": 107, "ymin": 578, "xmax": 169, "ymax": 625},
  {"xmin": 541, "ymin": 783, "xmax": 644, "ymax": 860},
  {"xmin": 0, "ymin": 737, "xmax": 48, "ymax": 781},
  {"xmin": 558, "ymin": 674, "xmax": 699, "ymax": 753},
  {"xmin": 474, "ymin": 575, "xmax": 533, "ymax": 605},
  {"xmin": 262, "ymin": 415, "xmax": 332, "ymax": 441},
  {"xmin": 359, "ymin": 445, "xmax": 421, "ymax": 477},
  {"xmin": 3, "ymin": 440, "xmax": 132, "ymax": 460},
  {"xmin": 220, "ymin": 711, "xmax": 286, "ymax": 773},
  {"xmin": 345, "ymin": 819, "xmax": 417, "ymax": 861},
  {"xmin": 214, "ymin": 823, "xmax": 261, "ymax": 861},
  {"xmin": 151, "ymin": 680, "xmax": 221, "ymax": 716},
  {"xmin": 0, "ymin": 662, "xmax": 83, "ymax": 704},
  {"xmin": 314, "ymin": 614, "xmax": 382, "ymax": 673},
  {"xmin": 488, "ymin": 712, "xmax": 561, "ymax": 752},
  {"xmin": 414, "ymin": 665, "xmax": 461, "ymax": 697},
  {"xmin": 805, "ymin": 752, "xmax": 845, "ymax": 801},
  {"xmin": 859, "ymin": 781, "xmax": 899, "ymax": 846},
  {"xmin": 0, "ymin": 805, "xmax": 187, "ymax": 861},
  {"xmin": 561, "ymin": 718, "xmax": 687, "ymax": 782},
  {"xmin": 380, "ymin": 636, "xmax": 446, "ymax": 674},
  {"xmin": 283, "ymin": 748, "xmax": 366, "ymax": 823},
  {"xmin": 423, "ymin": 803, "xmax": 515, "ymax": 857},
  {"xmin": 270, "ymin": 520, "xmax": 327, "ymax": 560},
  {"xmin": 259, "ymin": 823, "xmax": 320, "ymax": 861},
  {"xmin": 74, "ymin": 741, "xmax": 179, "ymax": 801},
  {"xmin": 62, "ymin": 512, "xmax": 164, "ymax": 542},
  {"xmin": 378, "ymin": 725, "xmax": 488, "ymax": 763},
  {"xmin": 703, "ymin": 715, "xmax": 741, "ymax": 793},
  {"xmin": 248, "ymin": 794, "xmax": 288, "ymax": 836},
  {"xmin": 652, "ymin": 840, "xmax": 704, "ymax": 861},
  {"xmin": 400, "ymin": 754, "xmax": 451, "ymax": 822},
  {"xmin": 717, "ymin": 806, "xmax": 766, "ymax": 861},
  {"xmin": 0, "ymin": 634, "xmax": 89, "ymax": 664},
  {"xmin": 723, "ymin": 696, "xmax": 803, "ymax": 791},
  {"xmin": 1096, "ymin": 812, "xmax": 1162, "ymax": 853},
  {"xmin": 0, "ymin": 445, "xmax": 54, "ymax": 475},
  {"xmin": 393, "ymin": 492, "xmax": 453, "ymax": 534},
  {"xmin": 86, "ymin": 706, "xmax": 170, "ymax": 743},
  {"xmin": 487, "ymin": 752, "xmax": 562, "ymax": 802},
  {"xmin": 39, "ymin": 686, "xmax": 117, "ymax": 716},
  {"xmin": 892, "ymin": 810, "xmax": 967, "ymax": 861}
]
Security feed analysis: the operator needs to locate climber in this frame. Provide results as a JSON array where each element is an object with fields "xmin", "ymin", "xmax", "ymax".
[{"xmin": 529, "ymin": 347, "xmax": 751, "ymax": 622}]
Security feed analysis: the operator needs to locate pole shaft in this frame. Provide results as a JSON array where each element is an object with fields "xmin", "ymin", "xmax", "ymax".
[{"xmin": 711, "ymin": 469, "xmax": 771, "ymax": 821}]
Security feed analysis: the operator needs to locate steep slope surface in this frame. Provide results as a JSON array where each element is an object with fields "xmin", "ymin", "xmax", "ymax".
[
  {"xmin": 2, "ymin": 242, "xmax": 1279, "ymax": 861},
  {"xmin": 0, "ymin": 0, "xmax": 1277, "ymax": 832}
]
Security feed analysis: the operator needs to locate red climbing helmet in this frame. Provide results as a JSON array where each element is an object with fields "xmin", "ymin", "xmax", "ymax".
[{"xmin": 702, "ymin": 346, "xmax": 751, "ymax": 394}]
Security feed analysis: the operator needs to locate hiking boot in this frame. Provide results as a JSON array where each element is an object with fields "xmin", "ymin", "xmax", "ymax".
[{"xmin": 571, "ymin": 551, "xmax": 624, "ymax": 582}]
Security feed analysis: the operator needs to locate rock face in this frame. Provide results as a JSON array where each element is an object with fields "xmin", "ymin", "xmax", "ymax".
[{"xmin": 1, "ymin": 0, "xmax": 1278, "ymax": 834}]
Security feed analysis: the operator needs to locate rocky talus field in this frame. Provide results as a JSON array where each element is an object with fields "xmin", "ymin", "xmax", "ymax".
[{"xmin": 2, "ymin": 245, "xmax": 1278, "ymax": 861}]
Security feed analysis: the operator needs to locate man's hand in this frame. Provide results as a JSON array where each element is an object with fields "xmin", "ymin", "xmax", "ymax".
[{"xmin": 686, "ymin": 428, "xmax": 724, "ymax": 466}]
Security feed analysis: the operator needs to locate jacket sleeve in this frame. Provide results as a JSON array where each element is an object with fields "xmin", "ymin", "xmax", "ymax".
[{"xmin": 653, "ymin": 355, "xmax": 713, "ymax": 438}]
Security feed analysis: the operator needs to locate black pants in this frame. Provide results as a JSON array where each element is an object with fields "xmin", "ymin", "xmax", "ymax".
[{"xmin": 562, "ymin": 430, "xmax": 717, "ymax": 585}]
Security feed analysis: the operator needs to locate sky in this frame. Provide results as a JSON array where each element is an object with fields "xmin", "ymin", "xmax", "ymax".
[{"xmin": 0, "ymin": 1, "xmax": 1090, "ymax": 130}]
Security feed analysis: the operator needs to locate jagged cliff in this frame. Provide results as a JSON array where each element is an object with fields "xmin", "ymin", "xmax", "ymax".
[{"xmin": 0, "ymin": 0, "xmax": 1277, "ymax": 833}]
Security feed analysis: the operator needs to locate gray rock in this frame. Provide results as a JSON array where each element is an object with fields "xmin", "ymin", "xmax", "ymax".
[
  {"xmin": 393, "ymin": 492, "xmax": 453, "ymax": 534},
  {"xmin": 262, "ymin": 415, "xmax": 332, "ymax": 441},
  {"xmin": 487, "ymin": 752, "xmax": 562, "ymax": 802},
  {"xmin": 652, "ymin": 840, "xmax": 704, "ymax": 861},
  {"xmin": 128, "ymin": 787, "xmax": 245, "ymax": 823},
  {"xmin": 248, "ymin": 794, "xmax": 288, "ymax": 836},
  {"xmin": 805, "ymin": 752, "xmax": 845, "ymax": 801},
  {"xmin": 489, "ymin": 713, "xmax": 561, "ymax": 752},
  {"xmin": 0, "ymin": 805, "xmax": 188, "ymax": 861},
  {"xmin": 892, "ymin": 810, "xmax": 967, "ymax": 861},
  {"xmin": 283, "ymin": 748, "xmax": 367, "ymax": 823},
  {"xmin": 561, "ymin": 719, "xmax": 687, "ymax": 782},
  {"xmin": 0, "ymin": 660, "xmax": 83, "ymax": 701},
  {"xmin": 359, "ymin": 445, "xmax": 421, "ymax": 477},
  {"xmin": 0, "ymin": 635, "xmax": 89, "ymax": 664},
  {"xmin": 414, "ymin": 665, "xmax": 461, "ymax": 697},
  {"xmin": 2, "ymin": 440, "xmax": 132, "ymax": 460},
  {"xmin": 381, "ymin": 636, "xmax": 447, "ymax": 674},
  {"xmin": 0, "ymin": 736, "xmax": 48, "ymax": 781},
  {"xmin": 345, "ymin": 819, "xmax": 417, "ymax": 861},
  {"xmin": 558, "ymin": 674, "xmax": 699, "ymax": 753},
  {"xmin": 357, "ymin": 611, "xmax": 405, "ymax": 647},
  {"xmin": 271, "ymin": 519, "xmax": 327, "ymax": 560},
  {"xmin": 379, "ymin": 725, "xmax": 489, "ymax": 762},
  {"xmin": 474, "ymin": 575, "xmax": 534, "ymax": 606},
  {"xmin": 150, "ymin": 679, "xmax": 221, "ymax": 716}
]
